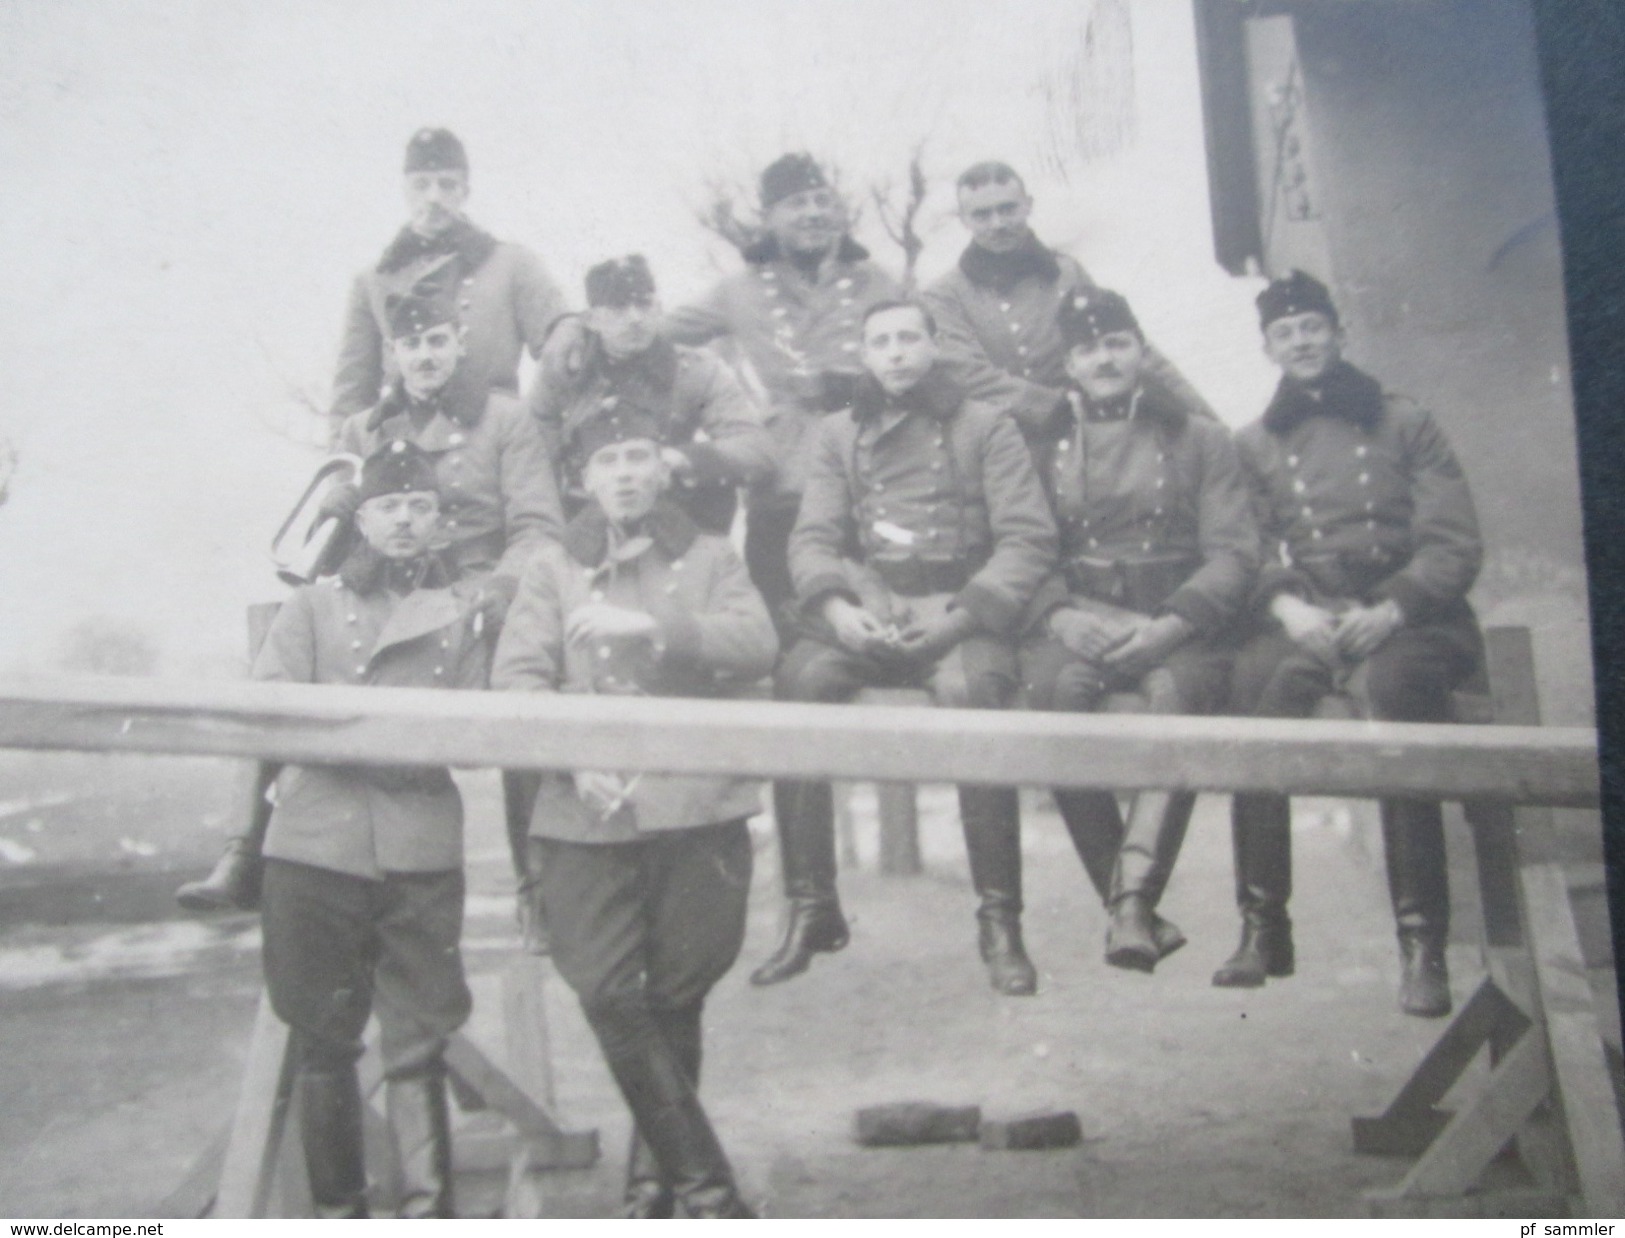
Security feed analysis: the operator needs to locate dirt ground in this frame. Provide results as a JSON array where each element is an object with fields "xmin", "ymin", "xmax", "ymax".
[{"xmin": 0, "ymin": 757, "xmax": 1618, "ymax": 1219}]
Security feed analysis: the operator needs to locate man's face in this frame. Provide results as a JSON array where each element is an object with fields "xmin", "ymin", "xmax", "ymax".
[
  {"xmin": 582, "ymin": 438, "xmax": 668, "ymax": 525},
  {"xmin": 862, "ymin": 305, "xmax": 938, "ymax": 397},
  {"xmin": 763, "ymin": 186, "xmax": 844, "ymax": 258},
  {"xmin": 957, "ymin": 179, "xmax": 1033, "ymax": 253},
  {"xmin": 1262, "ymin": 311, "xmax": 1343, "ymax": 383},
  {"xmin": 390, "ymin": 322, "xmax": 464, "ymax": 400},
  {"xmin": 356, "ymin": 490, "xmax": 440, "ymax": 561},
  {"xmin": 1064, "ymin": 330, "xmax": 1146, "ymax": 403},
  {"xmin": 589, "ymin": 299, "xmax": 662, "ymax": 361},
  {"xmin": 403, "ymin": 169, "xmax": 470, "ymax": 237}
]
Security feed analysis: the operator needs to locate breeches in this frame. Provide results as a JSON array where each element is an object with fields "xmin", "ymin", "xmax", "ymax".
[{"xmin": 1020, "ymin": 634, "xmax": 1233, "ymax": 715}]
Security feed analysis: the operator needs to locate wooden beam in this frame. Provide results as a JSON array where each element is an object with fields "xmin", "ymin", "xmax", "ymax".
[
  {"xmin": 0, "ymin": 675, "xmax": 1598, "ymax": 805},
  {"xmin": 213, "ymin": 993, "xmax": 297, "ymax": 1219}
]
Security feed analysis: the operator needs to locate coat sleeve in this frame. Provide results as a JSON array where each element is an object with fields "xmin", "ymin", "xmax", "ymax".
[
  {"xmin": 1372, "ymin": 405, "xmax": 1483, "ymax": 623},
  {"xmin": 956, "ymin": 413, "xmax": 1059, "ymax": 634},
  {"xmin": 652, "ymin": 541, "xmax": 780, "ymax": 683},
  {"xmin": 663, "ymin": 279, "xmax": 734, "ymax": 348},
  {"xmin": 489, "ymin": 554, "xmax": 565, "ymax": 693},
  {"xmin": 511, "ymin": 247, "xmax": 570, "ymax": 359},
  {"xmin": 787, "ymin": 417, "xmax": 863, "ymax": 611},
  {"xmin": 921, "ymin": 278, "xmax": 1066, "ymax": 436},
  {"xmin": 677, "ymin": 353, "xmax": 777, "ymax": 489},
  {"xmin": 1141, "ymin": 344, "xmax": 1219, "ymax": 423},
  {"xmin": 1161, "ymin": 421, "xmax": 1260, "ymax": 636},
  {"xmin": 524, "ymin": 361, "xmax": 571, "ymax": 470},
  {"xmin": 251, "ymin": 589, "xmax": 318, "ymax": 684},
  {"xmin": 1234, "ymin": 425, "xmax": 1304, "ymax": 614},
  {"xmin": 494, "ymin": 404, "xmax": 565, "ymax": 582},
  {"xmin": 331, "ymin": 273, "xmax": 385, "ymax": 421}
]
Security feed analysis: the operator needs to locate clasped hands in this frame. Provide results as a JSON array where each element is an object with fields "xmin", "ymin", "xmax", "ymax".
[
  {"xmin": 822, "ymin": 596, "xmax": 976, "ymax": 663},
  {"xmin": 1271, "ymin": 594, "xmax": 1404, "ymax": 663},
  {"xmin": 1046, "ymin": 606, "xmax": 1194, "ymax": 679}
]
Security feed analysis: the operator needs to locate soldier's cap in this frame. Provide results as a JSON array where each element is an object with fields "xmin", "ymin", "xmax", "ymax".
[
  {"xmin": 358, "ymin": 440, "xmax": 441, "ymax": 503},
  {"xmin": 404, "ymin": 127, "xmax": 468, "ymax": 175},
  {"xmin": 1257, "ymin": 268, "xmax": 1339, "ymax": 331},
  {"xmin": 1058, "ymin": 288, "xmax": 1141, "ymax": 347},
  {"xmin": 760, "ymin": 152, "xmax": 829, "ymax": 210},
  {"xmin": 569, "ymin": 406, "xmax": 666, "ymax": 468},
  {"xmin": 585, "ymin": 254, "xmax": 658, "ymax": 309},
  {"xmin": 384, "ymin": 286, "xmax": 458, "ymax": 340}
]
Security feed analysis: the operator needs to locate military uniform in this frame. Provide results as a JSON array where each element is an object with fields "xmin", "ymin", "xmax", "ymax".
[{"xmin": 757, "ymin": 364, "xmax": 1058, "ymax": 994}]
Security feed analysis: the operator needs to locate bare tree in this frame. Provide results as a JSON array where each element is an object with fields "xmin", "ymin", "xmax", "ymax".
[{"xmin": 871, "ymin": 142, "xmax": 930, "ymax": 292}]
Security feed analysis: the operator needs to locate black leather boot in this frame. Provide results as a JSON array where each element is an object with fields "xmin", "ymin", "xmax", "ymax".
[
  {"xmin": 298, "ymin": 1063, "xmax": 370, "ymax": 1219},
  {"xmin": 623, "ymin": 1005, "xmax": 704, "ymax": 1219},
  {"xmin": 1212, "ymin": 793, "xmax": 1295, "ymax": 988},
  {"xmin": 1055, "ymin": 789, "xmax": 1185, "ymax": 960},
  {"xmin": 1382, "ymin": 798, "xmax": 1452, "ymax": 1017},
  {"xmin": 1104, "ymin": 789, "xmax": 1195, "ymax": 972},
  {"xmin": 385, "ymin": 1067, "xmax": 455, "ymax": 1218},
  {"xmin": 750, "ymin": 781, "xmax": 849, "ymax": 987},
  {"xmin": 176, "ymin": 761, "xmax": 279, "ymax": 912},
  {"xmin": 962, "ymin": 785, "xmax": 1037, "ymax": 996}
]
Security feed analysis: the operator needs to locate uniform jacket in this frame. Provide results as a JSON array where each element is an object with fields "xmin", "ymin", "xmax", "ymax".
[
  {"xmin": 490, "ymin": 501, "xmax": 779, "ymax": 843},
  {"xmin": 1236, "ymin": 360, "xmax": 1482, "ymax": 624},
  {"xmin": 332, "ymin": 222, "xmax": 567, "ymax": 419},
  {"xmin": 338, "ymin": 384, "xmax": 562, "ymax": 585},
  {"xmin": 921, "ymin": 234, "xmax": 1216, "ymax": 434},
  {"xmin": 255, "ymin": 555, "xmax": 489, "ymax": 879},
  {"xmin": 789, "ymin": 365, "xmax": 1058, "ymax": 636},
  {"xmin": 528, "ymin": 336, "xmax": 775, "ymax": 526},
  {"xmin": 664, "ymin": 236, "xmax": 902, "ymax": 503}
]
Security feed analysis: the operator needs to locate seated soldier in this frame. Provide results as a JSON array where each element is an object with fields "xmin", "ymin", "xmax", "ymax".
[
  {"xmin": 530, "ymin": 253, "xmax": 775, "ymax": 535},
  {"xmin": 490, "ymin": 407, "xmax": 777, "ymax": 1218},
  {"xmin": 254, "ymin": 440, "xmax": 489, "ymax": 1218},
  {"xmin": 753, "ymin": 299, "xmax": 1058, "ymax": 996},
  {"xmin": 1019, "ymin": 289, "xmax": 1258, "ymax": 973},
  {"xmin": 1218, "ymin": 270, "xmax": 1484, "ymax": 1019}
]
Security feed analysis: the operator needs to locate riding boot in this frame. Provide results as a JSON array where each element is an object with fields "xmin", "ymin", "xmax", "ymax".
[
  {"xmin": 961, "ymin": 784, "xmax": 1037, "ymax": 996},
  {"xmin": 1212, "ymin": 793, "xmax": 1295, "ymax": 987},
  {"xmin": 1381, "ymin": 797, "xmax": 1452, "ymax": 1018},
  {"xmin": 750, "ymin": 780, "xmax": 849, "ymax": 987},
  {"xmin": 1054, "ymin": 788, "xmax": 1185, "ymax": 960},
  {"xmin": 1104, "ymin": 789, "xmax": 1194, "ymax": 972},
  {"xmin": 176, "ymin": 761, "xmax": 279, "ymax": 912},
  {"xmin": 385, "ymin": 1067, "xmax": 454, "ymax": 1218},
  {"xmin": 623, "ymin": 1005, "xmax": 704, "ymax": 1219},
  {"xmin": 298, "ymin": 1063, "xmax": 370, "ymax": 1219}
]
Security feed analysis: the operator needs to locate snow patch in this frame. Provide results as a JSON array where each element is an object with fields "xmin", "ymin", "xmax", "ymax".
[{"xmin": 0, "ymin": 920, "xmax": 260, "ymax": 991}]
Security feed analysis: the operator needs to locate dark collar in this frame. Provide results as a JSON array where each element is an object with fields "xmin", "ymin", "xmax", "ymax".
[
  {"xmin": 957, "ymin": 230, "xmax": 1062, "ymax": 293},
  {"xmin": 365, "ymin": 376, "xmax": 486, "ymax": 433},
  {"xmin": 338, "ymin": 543, "xmax": 455, "ymax": 597},
  {"xmin": 1261, "ymin": 359, "xmax": 1386, "ymax": 436},
  {"xmin": 562, "ymin": 499, "xmax": 699, "ymax": 567},
  {"xmin": 849, "ymin": 364, "xmax": 964, "ymax": 425},
  {"xmin": 741, "ymin": 233, "xmax": 870, "ymax": 268},
  {"xmin": 376, "ymin": 217, "xmax": 498, "ymax": 276}
]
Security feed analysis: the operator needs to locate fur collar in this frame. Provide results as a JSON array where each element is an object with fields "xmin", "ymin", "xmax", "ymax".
[
  {"xmin": 849, "ymin": 364, "xmax": 965, "ymax": 424},
  {"xmin": 376, "ymin": 217, "xmax": 498, "ymax": 276},
  {"xmin": 958, "ymin": 230, "xmax": 1062, "ymax": 293},
  {"xmin": 1047, "ymin": 383, "xmax": 1189, "ymax": 436},
  {"xmin": 338, "ymin": 543, "xmax": 455, "ymax": 597},
  {"xmin": 741, "ymin": 233, "xmax": 870, "ymax": 268},
  {"xmin": 562, "ymin": 499, "xmax": 699, "ymax": 568},
  {"xmin": 1261, "ymin": 359, "xmax": 1386, "ymax": 436}
]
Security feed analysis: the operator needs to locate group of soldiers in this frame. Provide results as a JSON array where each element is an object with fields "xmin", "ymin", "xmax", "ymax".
[{"xmin": 174, "ymin": 128, "xmax": 1484, "ymax": 1219}]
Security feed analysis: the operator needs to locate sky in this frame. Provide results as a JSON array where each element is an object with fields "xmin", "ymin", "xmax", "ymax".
[{"xmin": 0, "ymin": 0, "xmax": 1276, "ymax": 676}]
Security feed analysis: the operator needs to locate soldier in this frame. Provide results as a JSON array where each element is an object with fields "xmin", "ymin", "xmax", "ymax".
[
  {"xmin": 530, "ymin": 253, "xmax": 775, "ymax": 534},
  {"xmin": 922, "ymin": 161, "xmax": 1215, "ymax": 436},
  {"xmin": 1217, "ymin": 270, "xmax": 1483, "ymax": 1019},
  {"xmin": 752, "ymin": 299, "xmax": 1058, "ymax": 995},
  {"xmin": 491, "ymin": 405, "xmax": 777, "ymax": 1219},
  {"xmin": 255, "ymin": 439, "xmax": 489, "ymax": 1218},
  {"xmin": 332, "ymin": 127, "xmax": 568, "ymax": 420},
  {"xmin": 543, "ymin": 153, "xmax": 902, "ymax": 621},
  {"xmin": 1018, "ymin": 289, "xmax": 1258, "ymax": 972},
  {"xmin": 176, "ymin": 287, "xmax": 562, "ymax": 919}
]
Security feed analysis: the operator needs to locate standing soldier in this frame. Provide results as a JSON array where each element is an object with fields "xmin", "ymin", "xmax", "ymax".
[
  {"xmin": 332, "ymin": 127, "xmax": 568, "ymax": 420},
  {"xmin": 255, "ymin": 440, "xmax": 488, "ymax": 1218},
  {"xmin": 1019, "ymin": 289, "xmax": 1258, "ymax": 972},
  {"xmin": 1217, "ymin": 270, "xmax": 1483, "ymax": 1018},
  {"xmin": 753, "ymin": 299, "xmax": 1057, "ymax": 995},
  {"xmin": 491, "ymin": 406, "xmax": 777, "ymax": 1219},
  {"xmin": 531, "ymin": 254, "xmax": 775, "ymax": 534},
  {"xmin": 922, "ymin": 161, "xmax": 1215, "ymax": 436}
]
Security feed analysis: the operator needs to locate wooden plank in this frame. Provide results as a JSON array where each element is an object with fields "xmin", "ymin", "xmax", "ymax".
[
  {"xmin": 214, "ymin": 992, "xmax": 297, "ymax": 1218},
  {"xmin": 443, "ymin": 1035, "xmax": 598, "ymax": 1169},
  {"xmin": 0, "ymin": 674, "xmax": 1598, "ymax": 805},
  {"xmin": 502, "ymin": 956, "xmax": 560, "ymax": 1219},
  {"xmin": 876, "ymin": 783, "xmax": 922, "ymax": 876}
]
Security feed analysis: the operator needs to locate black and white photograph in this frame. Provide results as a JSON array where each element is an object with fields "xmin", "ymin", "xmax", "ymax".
[{"xmin": 0, "ymin": 0, "xmax": 1620, "ymax": 1221}]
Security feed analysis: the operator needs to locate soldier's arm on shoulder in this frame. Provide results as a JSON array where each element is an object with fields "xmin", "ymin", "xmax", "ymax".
[
  {"xmin": 680, "ymin": 352, "xmax": 776, "ymax": 488},
  {"xmin": 512, "ymin": 246, "xmax": 571, "ymax": 355},
  {"xmin": 494, "ymin": 399, "xmax": 565, "ymax": 578},
  {"xmin": 787, "ymin": 416, "xmax": 860, "ymax": 608},
  {"xmin": 1375, "ymin": 403, "xmax": 1484, "ymax": 620},
  {"xmin": 332, "ymin": 273, "xmax": 384, "ymax": 421},
  {"xmin": 1164, "ymin": 421, "xmax": 1261, "ymax": 635},
  {"xmin": 654, "ymin": 539, "xmax": 779, "ymax": 681},
  {"xmin": 251, "ymin": 588, "xmax": 318, "ymax": 684},
  {"xmin": 921, "ymin": 278, "xmax": 1064, "ymax": 435},
  {"xmin": 489, "ymin": 551, "xmax": 566, "ymax": 693},
  {"xmin": 957, "ymin": 410, "xmax": 1059, "ymax": 634},
  {"xmin": 663, "ymin": 278, "xmax": 734, "ymax": 348}
]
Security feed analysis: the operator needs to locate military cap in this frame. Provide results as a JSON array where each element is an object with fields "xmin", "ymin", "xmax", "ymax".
[
  {"xmin": 569, "ymin": 405, "xmax": 665, "ymax": 467},
  {"xmin": 404, "ymin": 127, "xmax": 468, "ymax": 175},
  {"xmin": 760, "ymin": 152, "xmax": 829, "ymax": 209},
  {"xmin": 358, "ymin": 439, "xmax": 440, "ymax": 502},
  {"xmin": 384, "ymin": 287, "xmax": 457, "ymax": 340},
  {"xmin": 1257, "ymin": 268, "xmax": 1339, "ymax": 330},
  {"xmin": 1057, "ymin": 287, "xmax": 1141, "ymax": 347},
  {"xmin": 585, "ymin": 254, "xmax": 658, "ymax": 308}
]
